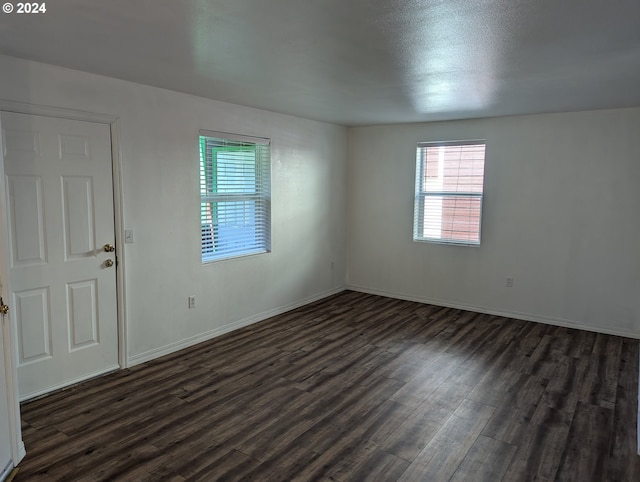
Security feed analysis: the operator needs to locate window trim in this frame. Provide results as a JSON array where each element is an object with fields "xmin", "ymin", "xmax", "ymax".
[
  {"xmin": 413, "ymin": 139, "xmax": 486, "ymax": 246},
  {"xmin": 199, "ymin": 130, "xmax": 271, "ymax": 263}
]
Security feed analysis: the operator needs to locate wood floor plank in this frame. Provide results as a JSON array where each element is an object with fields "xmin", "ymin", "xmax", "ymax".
[
  {"xmin": 78, "ymin": 444, "xmax": 169, "ymax": 482},
  {"xmin": 382, "ymin": 341, "xmax": 446, "ymax": 382},
  {"xmin": 466, "ymin": 368, "xmax": 526, "ymax": 408},
  {"xmin": 182, "ymin": 449, "xmax": 260, "ymax": 481},
  {"xmin": 554, "ymin": 402, "xmax": 614, "ymax": 481},
  {"xmin": 16, "ymin": 394, "xmax": 188, "ymax": 479},
  {"xmin": 242, "ymin": 445, "xmax": 321, "ymax": 482},
  {"xmin": 542, "ymin": 355, "xmax": 589, "ymax": 414},
  {"xmin": 449, "ymin": 435, "xmax": 517, "ymax": 482},
  {"xmin": 290, "ymin": 401, "xmax": 409, "ymax": 480},
  {"xmin": 344, "ymin": 449, "xmax": 410, "ymax": 482},
  {"xmin": 367, "ymin": 401, "xmax": 416, "ymax": 446},
  {"xmin": 319, "ymin": 439, "xmax": 379, "ymax": 481},
  {"xmin": 513, "ymin": 321, "xmax": 553, "ymax": 357},
  {"xmin": 444, "ymin": 318, "xmax": 525, "ymax": 388},
  {"xmin": 12, "ymin": 290, "xmax": 639, "ymax": 482},
  {"xmin": 607, "ymin": 396, "xmax": 640, "ymax": 481},
  {"xmin": 294, "ymin": 393, "xmax": 407, "ymax": 455},
  {"xmin": 397, "ymin": 399, "xmax": 495, "ymax": 481},
  {"xmin": 20, "ymin": 360, "xmax": 187, "ymax": 424},
  {"xmin": 150, "ymin": 385, "xmax": 310, "ymax": 452},
  {"xmin": 293, "ymin": 347, "xmax": 397, "ymax": 394},
  {"xmin": 520, "ymin": 334, "xmax": 559, "ymax": 379},
  {"xmin": 481, "ymin": 375, "xmax": 548, "ymax": 444},
  {"xmin": 382, "ymin": 382, "xmax": 470, "ymax": 460},
  {"xmin": 389, "ymin": 351, "xmax": 465, "ymax": 407},
  {"xmin": 501, "ymin": 401, "xmax": 574, "ymax": 481},
  {"xmin": 50, "ymin": 365, "xmax": 213, "ymax": 434}
]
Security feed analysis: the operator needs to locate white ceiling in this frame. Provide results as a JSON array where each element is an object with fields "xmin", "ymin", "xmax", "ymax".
[{"xmin": 1, "ymin": 0, "xmax": 639, "ymax": 126}]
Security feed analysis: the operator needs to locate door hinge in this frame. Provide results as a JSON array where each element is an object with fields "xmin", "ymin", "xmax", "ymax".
[{"xmin": 0, "ymin": 297, "xmax": 9, "ymax": 315}]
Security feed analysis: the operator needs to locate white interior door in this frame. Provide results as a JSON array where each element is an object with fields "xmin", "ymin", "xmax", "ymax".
[{"xmin": 1, "ymin": 111, "xmax": 118, "ymax": 401}]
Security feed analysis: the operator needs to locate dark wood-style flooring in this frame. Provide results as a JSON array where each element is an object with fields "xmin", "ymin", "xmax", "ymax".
[{"xmin": 15, "ymin": 291, "xmax": 640, "ymax": 481}]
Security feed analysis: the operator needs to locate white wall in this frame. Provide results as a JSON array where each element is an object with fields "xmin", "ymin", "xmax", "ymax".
[
  {"xmin": 347, "ymin": 108, "xmax": 640, "ymax": 338},
  {"xmin": 1, "ymin": 54, "xmax": 637, "ymax": 365},
  {"xmin": 0, "ymin": 55, "xmax": 348, "ymax": 363}
]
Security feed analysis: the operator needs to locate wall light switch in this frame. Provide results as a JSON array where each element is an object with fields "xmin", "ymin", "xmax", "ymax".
[{"xmin": 124, "ymin": 229, "xmax": 134, "ymax": 243}]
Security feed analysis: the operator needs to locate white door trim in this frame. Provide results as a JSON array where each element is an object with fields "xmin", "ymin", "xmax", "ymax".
[
  {"xmin": 0, "ymin": 308, "xmax": 24, "ymax": 469},
  {"xmin": 0, "ymin": 99, "xmax": 128, "ymax": 370},
  {"xmin": 0, "ymin": 117, "xmax": 23, "ymax": 467}
]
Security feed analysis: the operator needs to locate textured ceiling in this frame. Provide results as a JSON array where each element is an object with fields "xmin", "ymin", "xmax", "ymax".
[{"xmin": 1, "ymin": 0, "xmax": 639, "ymax": 126}]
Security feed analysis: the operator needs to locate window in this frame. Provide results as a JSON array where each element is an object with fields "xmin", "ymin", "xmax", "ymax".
[
  {"xmin": 413, "ymin": 140, "xmax": 486, "ymax": 245},
  {"xmin": 199, "ymin": 131, "xmax": 271, "ymax": 262}
]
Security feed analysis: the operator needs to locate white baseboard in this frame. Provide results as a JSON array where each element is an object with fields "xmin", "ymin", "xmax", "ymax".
[
  {"xmin": 0, "ymin": 462, "xmax": 12, "ymax": 482},
  {"xmin": 346, "ymin": 284, "xmax": 640, "ymax": 340},
  {"xmin": 17, "ymin": 441, "xmax": 25, "ymax": 463},
  {"xmin": 19, "ymin": 364, "xmax": 120, "ymax": 402},
  {"xmin": 128, "ymin": 286, "xmax": 346, "ymax": 367}
]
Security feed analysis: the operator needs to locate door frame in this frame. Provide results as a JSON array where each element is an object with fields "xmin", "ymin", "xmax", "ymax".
[
  {"xmin": 0, "ymin": 172, "xmax": 24, "ymax": 470},
  {"xmin": 0, "ymin": 99, "xmax": 129, "ymax": 382}
]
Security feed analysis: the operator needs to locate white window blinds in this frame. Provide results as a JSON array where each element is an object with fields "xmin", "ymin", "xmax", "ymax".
[
  {"xmin": 199, "ymin": 131, "xmax": 271, "ymax": 262},
  {"xmin": 413, "ymin": 140, "xmax": 486, "ymax": 245}
]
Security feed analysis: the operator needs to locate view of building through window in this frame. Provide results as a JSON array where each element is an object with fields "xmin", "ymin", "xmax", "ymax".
[{"xmin": 414, "ymin": 141, "xmax": 486, "ymax": 245}]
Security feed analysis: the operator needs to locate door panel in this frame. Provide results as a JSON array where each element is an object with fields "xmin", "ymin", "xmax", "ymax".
[
  {"xmin": 14, "ymin": 287, "xmax": 52, "ymax": 363},
  {"xmin": 7, "ymin": 176, "xmax": 46, "ymax": 266},
  {"xmin": 62, "ymin": 176, "xmax": 95, "ymax": 259},
  {"xmin": 1, "ymin": 112, "xmax": 118, "ymax": 400},
  {"xmin": 67, "ymin": 279, "xmax": 99, "ymax": 349}
]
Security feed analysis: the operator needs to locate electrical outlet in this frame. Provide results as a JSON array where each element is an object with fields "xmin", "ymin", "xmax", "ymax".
[
  {"xmin": 506, "ymin": 277, "xmax": 514, "ymax": 288},
  {"xmin": 188, "ymin": 296, "xmax": 196, "ymax": 309}
]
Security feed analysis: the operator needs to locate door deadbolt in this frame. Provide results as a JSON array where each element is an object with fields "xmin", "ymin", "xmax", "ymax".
[
  {"xmin": 103, "ymin": 243, "xmax": 115, "ymax": 252},
  {"xmin": 104, "ymin": 259, "xmax": 114, "ymax": 268}
]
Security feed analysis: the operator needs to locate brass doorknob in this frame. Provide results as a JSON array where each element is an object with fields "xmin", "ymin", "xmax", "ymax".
[
  {"xmin": 104, "ymin": 259, "xmax": 114, "ymax": 268},
  {"xmin": 103, "ymin": 244, "xmax": 115, "ymax": 252}
]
